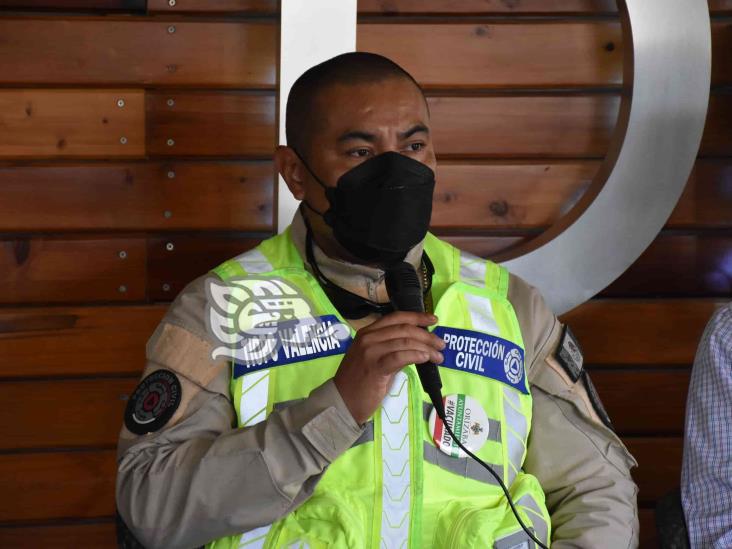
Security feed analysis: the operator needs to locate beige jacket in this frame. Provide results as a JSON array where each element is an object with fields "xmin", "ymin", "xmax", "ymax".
[{"xmin": 116, "ymin": 211, "xmax": 639, "ymax": 549}]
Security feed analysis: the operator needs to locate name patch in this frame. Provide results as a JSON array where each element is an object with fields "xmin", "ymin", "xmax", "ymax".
[
  {"xmin": 233, "ymin": 315, "xmax": 352, "ymax": 378},
  {"xmin": 433, "ymin": 326, "xmax": 527, "ymax": 394}
]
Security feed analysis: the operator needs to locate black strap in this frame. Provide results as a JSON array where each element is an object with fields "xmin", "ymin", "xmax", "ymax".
[{"xmin": 303, "ymin": 220, "xmax": 433, "ymax": 320}]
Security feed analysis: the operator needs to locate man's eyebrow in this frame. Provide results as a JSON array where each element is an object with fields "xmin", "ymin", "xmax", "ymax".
[
  {"xmin": 398, "ymin": 124, "xmax": 430, "ymax": 140},
  {"xmin": 337, "ymin": 130, "xmax": 377, "ymax": 143},
  {"xmin": 336, "ymin": 125, "xmax": 430, "ymax": 143}
]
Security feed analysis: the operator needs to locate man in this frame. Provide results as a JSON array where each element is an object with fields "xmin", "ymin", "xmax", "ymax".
[
  {"xmin": 682, "ymin": 302, "xmax": 732, "ymax": 546},
  {"xmin": 117, "ymin": 52, "xmax": 638, "ymax": 548}
]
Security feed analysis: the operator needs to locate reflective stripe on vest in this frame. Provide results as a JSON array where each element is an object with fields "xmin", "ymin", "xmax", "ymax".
[
  {"xmin": 503, "ymin": 386, "xmax": 528, "ymax": 487},
  {"xmin": 237, "ymin": 525, "xmax": 271, "ymax": 548},
  {"xmin": 231, "ymin": 250, "xmax": 275, "ymax": 548},
  {"xmin": 492, "ymin": 494, "xmax": 548, "ymax": 549},
  {"xmin": 517, "ymin": 493, "xmax": 549, "ymax": 545},
  {"xmin": 422, "ymin": 442, "xmax": 503, "ymax": 487},
  {"xmin": 236, "ymin": 248, "xmax": 274, "ymax": 274},
  {"xmin": 493, "ymin": 528, "xmax": 535, "ymax": 549},
  {"xmin": 459, "ymin": 251, "xmax": 487, "ymax": 287},
  {"xmin": 380, "ymin": 371, "xmax": 411, "ymax": 548}
]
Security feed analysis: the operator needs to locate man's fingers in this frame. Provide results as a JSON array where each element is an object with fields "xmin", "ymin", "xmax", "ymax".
[
  {"xmin": 362, "ymin": 311, "xmax": 437, "ymax": 331},
  {"xmin": 371, "ymin": 338, "xmax": 444, "ymax": 367},
  {"xmin": 377, "ymin": 349, "xmax": 435, "ymax": 375},
  {"xmin": 361, "ymin": 323, "xmax": 445, "ymax": 350}
]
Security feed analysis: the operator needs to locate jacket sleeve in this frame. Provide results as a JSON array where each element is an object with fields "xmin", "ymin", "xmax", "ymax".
[
  {"xmin": 509, "ymin": 274, "xmax": 639, "ymax": 548},
  {"xmin": 115, "ymin": 275, "xmax": 363, "ymax": 549}
]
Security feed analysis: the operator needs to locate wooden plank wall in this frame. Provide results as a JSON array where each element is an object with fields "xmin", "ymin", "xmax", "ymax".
[{"xmin": 0, "ymin": 1, "xmax": 729, "ymax": 547}]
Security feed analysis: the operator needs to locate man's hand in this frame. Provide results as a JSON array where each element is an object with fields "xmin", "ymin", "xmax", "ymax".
[{"xmin": 333, "ymin": 312, "xmax": 445, "ymax": 424}]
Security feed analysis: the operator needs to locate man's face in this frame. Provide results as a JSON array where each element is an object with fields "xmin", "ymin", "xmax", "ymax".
[{"xmin": 296, "ymin": 77, "xmax": 436, "ymax": 222}]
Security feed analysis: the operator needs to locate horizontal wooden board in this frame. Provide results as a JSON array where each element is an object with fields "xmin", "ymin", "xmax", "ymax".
[
  {"xmin": 668, "ymin": 159, "xmax": 732, "ymax": 229},
  {"xmin": 431, "ymin": 158, "xmax": 732, "ymax": 231},
  {"xmin": 460, "ymin": 159, "xmax": 726, "ymax": 229},
  {"xmin": 148, "ymin": 0, "xmax": 277, "ymax": 12},
  {"xmin": 0, "ymin": 378, "xmax": 136, "ymax": 449},
  {"xmin": 359, "ymin": 0, "xmax": 731, "ymax": 14},
  {"xmin": 1, "ymin": 157, "xmax": 727, "ymax": 233},
  {"xmin": 362, "ymin": 22, "xmax": 732, "ymax": 88},
  {"xmin": 626, "ymin": 437, "xmax": 683, "ymax": 506},
  {"xmin": 601, "ymin": 235, "xmax": 732, "ymax": 298},
  {"xmin": 0, "ymin": 450, "xmax": 116, "ymax": 522},
  {"xmin": 432, "ymin": 161, "xmax": 596, "ymax": 229},
  {"xmin": 591, "ymin": 369, "xmax": 689, "ymax": 436},
  {"xmin": 430, "ymin": 93, "xmax": 732, "ymax": 159},
  {"xmin": 359, "ymin": 22, "xmax": 622, "ymax": 88},
  {"xmin": 146, "ymin": 92, "xmax": 275, "ymax": 157},
  {"xmin": 0, "ymin": 90, "xmax": 144, "ymax": 159},
  {"xmin": 0, "ymin": 306, "xmax": 164, "ymax": 378},
  {"xmin": 0, "ymin": 0, "xmax": 142, "ymax": 8},
  {"xmin": 0, "ymin": 162, "xmax": 275, "ymax": 232},
  {"xmin": 0, "ymin": 521, "xmax": 115, "ymax": 548},
  {"xmin": 0, "ymin": 238, "xmax": 146, "ymax": 303},
  {"xmin": 147, "ymin": 236, "xmax": 262, "ymax": 300},
  {"xmin": 428, "ymin": 95, "xmax": 620, "ymax": 158},
  {"xmin": 0, "ymin": 19, "xmax": 276, "ymax": 88},
  {"xmin": 358, "ymin": 0, "xmax": 617, "ymax": 13},
  {"xmin": 562, "ymin": 300, "xmax": 722, "ymax": 366}
]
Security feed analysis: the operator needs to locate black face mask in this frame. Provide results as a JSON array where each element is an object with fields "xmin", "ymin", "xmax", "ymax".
[{"xmin": 297, "ymin": 150, "xmax": 436, "ymax": 265}]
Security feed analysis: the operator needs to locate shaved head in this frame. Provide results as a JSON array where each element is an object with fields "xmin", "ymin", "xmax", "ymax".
[{"xmin": 285, "ymin": 52, "xmax": 427, "ymax": 159}]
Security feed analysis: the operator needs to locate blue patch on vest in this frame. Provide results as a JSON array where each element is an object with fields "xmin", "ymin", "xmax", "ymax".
[
  {"xmin": 433, "ymin": 326, "xmax": 528, "ymax": 394},
  {"xmin": 233, "ymin": 315, "xmax": 352, "ymax": 379}
]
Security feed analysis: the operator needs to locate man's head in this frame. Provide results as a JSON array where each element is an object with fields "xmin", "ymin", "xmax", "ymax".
[{"xmin": 274, "ymin": 52, "xmax": 436, "ymax": 264}]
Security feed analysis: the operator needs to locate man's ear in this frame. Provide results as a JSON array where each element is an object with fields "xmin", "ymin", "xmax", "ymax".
[{"xmin": 274, "ymin": 145, "xmax": 306, "ymax": 201}]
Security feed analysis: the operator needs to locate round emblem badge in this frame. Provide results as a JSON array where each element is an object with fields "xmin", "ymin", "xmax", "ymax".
[
  {"xmin": 124, "ymin": 369, "xmax": 182, "ymax": 435},
  {"xmin": 504, "ymin": 348, "xmax": 524, "ymax": 385},
  {"xmin": 428, "ymin": 394, "xmax": 490, "ymax": 458}
]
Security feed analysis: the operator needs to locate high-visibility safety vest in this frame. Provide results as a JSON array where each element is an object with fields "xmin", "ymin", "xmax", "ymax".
[{"xmin": 206, "ymin": 229, "xmax": 551, "ymax": 549}]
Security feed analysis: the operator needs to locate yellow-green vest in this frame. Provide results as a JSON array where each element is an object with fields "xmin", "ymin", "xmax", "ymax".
[{"xmin": 206, "ymin": 229, "xmax": 551, "ymax": 548}]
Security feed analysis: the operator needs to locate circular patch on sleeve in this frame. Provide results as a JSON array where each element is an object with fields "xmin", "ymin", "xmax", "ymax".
[{"xmin": 124, "ymin": 369, "xmax": 182, "ymax": 435}]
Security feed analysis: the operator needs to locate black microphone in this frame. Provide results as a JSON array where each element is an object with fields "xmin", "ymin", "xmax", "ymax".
[{"xmin": 384, "ymin": 261, "xmax": 445, "ymax": 418}]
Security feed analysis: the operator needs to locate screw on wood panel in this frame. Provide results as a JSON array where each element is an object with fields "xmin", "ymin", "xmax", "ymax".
[
  {"xmin": 120, "ymin": 137, "xmax": 128, "ymax": 145},
  {"xmin": 119, "ymin": 250, "xmax": 127, "ymax": 259},
  {"xmin": 119, "ymin": 285, "xmax": 127, "ymax": 293},
  {"xmin": 162, "ymin": 283, "xmax": 171, "ymax": 292},
  {"xmin": 167, "ymin": 98, "xmax": 175, "ymax": 107},
  {"xmin": 166, "ymin": 242, "xmax": 175, "ymax": 251},
  {"xmin": 167, "ymin": 138, "xmax": 175, "ymax": 147},
  {"xmin": 167, "ymin": 170, "xmax": 176, "ymax": 179},
  {"xmin": 168, "ymin": 25, "xmax": 176, "ymax": 34},
  {"xmin": 117, "ymin": 99, "xmax": 125, "ymax": 108},
  {"xmin": 169, "ymin": 0, "xmax": 176, "ymax": 5},
  {"xmin": 164, "ymin": 210, "xmax": 173, "ymax": 218}
]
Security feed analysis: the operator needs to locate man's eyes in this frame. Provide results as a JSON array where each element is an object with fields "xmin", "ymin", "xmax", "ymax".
[
  {"xmin": 348, "ymin": 148, "xmax": 372, "ymax": 158},
  {"xmin": 346, "ymin": 142, "xmax": 425, "ymax": 158}
]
